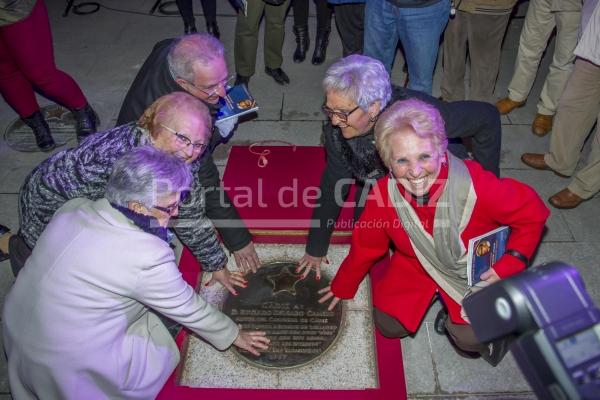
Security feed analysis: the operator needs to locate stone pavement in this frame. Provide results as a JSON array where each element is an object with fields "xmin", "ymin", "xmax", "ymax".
[{"xmin": 0, "ymin": 1, "xmax": 598, "ymax": 398}]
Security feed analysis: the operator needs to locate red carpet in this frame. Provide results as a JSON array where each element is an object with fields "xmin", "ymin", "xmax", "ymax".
[
  {"xmin": 157, "ymin": 146, "xmax": 407, "ymax": 399},
  {"xmin": 221, "ymin": 145, "xmax": 357, "ymax": 244}
]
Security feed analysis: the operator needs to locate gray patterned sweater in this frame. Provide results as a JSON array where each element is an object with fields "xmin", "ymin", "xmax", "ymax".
[{"xmin": 18, "ymin": 123, "xmax": 227, "ymax": 271}]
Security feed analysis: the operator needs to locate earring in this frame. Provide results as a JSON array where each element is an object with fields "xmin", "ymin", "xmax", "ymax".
[{"xmin": 369, "ymin": 115, "xmax": 378, "ymax": 123}]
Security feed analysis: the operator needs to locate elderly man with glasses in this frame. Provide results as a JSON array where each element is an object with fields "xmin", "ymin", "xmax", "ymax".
[
  {"xmin": 116, "ymin": 33, "xmax": 260, "ymax": 273},
  {"xmin": 8, "ymin": 93, "xmax": 249, "ymax": 297}
]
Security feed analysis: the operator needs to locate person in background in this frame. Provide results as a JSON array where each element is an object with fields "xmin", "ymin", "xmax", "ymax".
[
  {"xmin": 363, "ymin": 0, "xmax": 451, "ymax": 95},
  {"xmin": 3, "ymin": 146, "xmax": 269, "ymax": 400},
  {"xmin": 441, "ymin": 0, "xmax": 518, "ymax": 103},
  {"xmin": 495, "ymin": 0, "xmax": 581, "ymax": 136},
  {"xmin": 291, "ymin": 0, "xmax": 333, "ymax": 65},
  {"xmin": 175, "ymin": 0, "xmax": 220, "ymax": 36},
  {"xmin": 0, "ymin": 0, "xmax": 99, "ymax": 150},
  {"xmin": 8, "ymin": 93, "xmax": 252, "ymax": 294},
  {"xmin": 234, "ymin": 0, "xmax": 291, "ymax": 86},
  {"xmin": 297, "ymin": 55, "xmax": 502, "ymax": 278},
  {"xmin": 521, "ymin": 0, "xmax": 600, "ymax": 209},
  {"xmin": 328, "ymin": 0, "xmax": 365, "ymax": 56},
  {"xmin": 318, "ymin": 98, "xmax": 549, "ymax": 366},
  {"xmin": 117, "ymin": 33, "xmax": 260, "ymax": 272}
]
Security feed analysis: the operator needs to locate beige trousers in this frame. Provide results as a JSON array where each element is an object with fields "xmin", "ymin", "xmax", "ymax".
[
  {"xmin": 545, "ymin": 59, "xmax": 600, "ymax": 200},
  {"xmin": 507, "ymin": 0, "xmax": 580, "ymax": 115}
]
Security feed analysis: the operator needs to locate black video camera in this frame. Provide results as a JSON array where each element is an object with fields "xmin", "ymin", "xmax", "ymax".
[{"xmin": 463, "ymin": 262, "xmax": 600, "ymax": 400}]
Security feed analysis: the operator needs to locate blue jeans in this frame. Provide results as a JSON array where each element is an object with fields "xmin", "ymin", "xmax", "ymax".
[{"xmin": 364, "ymin": 0, "xmax": 450, "ymax": 94}]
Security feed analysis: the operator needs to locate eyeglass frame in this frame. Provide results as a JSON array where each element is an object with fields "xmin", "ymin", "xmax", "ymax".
[
  {"xmin": 321, "ymin": 103, "xmax": 361, "ymax": 124},
  {"xmin": 151, "ymin": 201, "xmax": 180, "ymax": 216},
  {"xmin": 159, "ymin": 123, "xmax": 207, "ymax": 153},
  {"xmin": 183, "ymin": 75, "xmax": 235, "ymax": 97}
]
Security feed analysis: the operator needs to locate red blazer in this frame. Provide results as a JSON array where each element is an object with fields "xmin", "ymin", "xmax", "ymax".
[{"xmin": 331, "ymin": 160, "xmax": 550, "ymax": 332}]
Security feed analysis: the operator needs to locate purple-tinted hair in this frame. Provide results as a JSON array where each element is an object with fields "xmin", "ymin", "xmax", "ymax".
[
  {"xmin": 106, "ymin": 146, "xmax": 192, "ymax": 208},
  {"xmin": 323, "ymin": 55, "xmax": 392, "ymax": 111}
]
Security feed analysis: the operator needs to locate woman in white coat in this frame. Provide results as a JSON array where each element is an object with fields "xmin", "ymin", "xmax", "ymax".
[{"xmin": 2, "ymin": 146, "xmax": 268, "ymax": 399}]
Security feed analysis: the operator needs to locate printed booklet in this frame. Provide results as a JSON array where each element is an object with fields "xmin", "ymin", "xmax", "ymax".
[
  {"xmin": 216, "ymin": 84, "xmax": 258, "ymax": 122},
  {"xmin": 467, "ymin": 226, "xmax": 510, "ymax": 286}
]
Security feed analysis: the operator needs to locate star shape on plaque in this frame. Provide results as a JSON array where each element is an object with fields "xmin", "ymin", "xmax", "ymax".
[{"xmin": 267, "ymin": 266, "xmax": 301, "ymax": 296}]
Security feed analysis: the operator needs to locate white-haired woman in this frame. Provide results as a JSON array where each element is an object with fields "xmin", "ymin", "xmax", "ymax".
[
  {"xmin": 298, "ymin": 55, "xmax": 502, "ymax": 278},
  {"xmin": 318, "ymin": 99, "xmax": 548, "ymax": 365},
  {"xmin": 2, "ymin": 147, "xmax": 268, "ymax": 400}
]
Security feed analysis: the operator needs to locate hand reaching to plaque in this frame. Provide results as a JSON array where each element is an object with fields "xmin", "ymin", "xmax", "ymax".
[
  {"xmin": 207, "ymin": 268, "xmax": 248, "ymax": 295},
  {"xmin": 233, "ymin": 328, "xmax": 270, "ymax": 356},
  {"xmin": 318, "ymin": 285, "xmax": 341, "ymax": 311},
  {"xmin": 297, "ymin": 253, "xmax": 328, "ymax": 280},
  {"xmin": 232, "ymin": 242, "xmax": 261, "ymax": 274}
]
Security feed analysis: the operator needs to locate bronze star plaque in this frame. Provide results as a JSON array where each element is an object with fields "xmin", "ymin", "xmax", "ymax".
[{"xmin": 222, "ymin": 261, "xmax": 344, "ymax": 369}]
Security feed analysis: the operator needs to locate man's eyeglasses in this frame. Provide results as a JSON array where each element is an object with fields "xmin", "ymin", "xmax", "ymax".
[
  {"xmin": 322, "ymin": 104, "xmax": 360, "ymax": 123},
  {"xmin": 186, "ymin": 75, "xmax": 235, "ymax": 97},
  {"xmin": 160, "ymin": 124, "xmax": 207, "ymax": 152}
]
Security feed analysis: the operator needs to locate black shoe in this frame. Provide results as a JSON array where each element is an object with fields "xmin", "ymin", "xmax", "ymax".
[
  {"xmin": 311, "ymin": 28, "xmax": 330, "ymax": 65},
  {"xmin": 71, "ymin": 103, "xmax": 99, "ymax": 143},
  {"xmin": 234, "ymin": 74, "xmax": 250, "ymax": 87},
  {"xmin": 433, "ymin": 308, "xmax": 447, "ymax": 335},
  {"xmin": 265, "ymin": 67, "xmax": 290, "ymax": 85},
  {"xmin": 184, "ymin": 21, "xmax": 197, "ymax": 35},
  {"xmin": 0, "ymin": 224, "xmax": 10, "ymax": 263},
  {"xmin": 21, "ymin": 111, "xmax": 55, "ymax": 152},
  {"xmin": 0, "ymin": 224, "xmax": 9, "ymax": 236},
  {"xmin": 206, "ymin": 21, "xmax": 220, "ymax": 39},
  {"xmin": 292, "ymin": 24, "xmax": 309, "ymax": 63}
]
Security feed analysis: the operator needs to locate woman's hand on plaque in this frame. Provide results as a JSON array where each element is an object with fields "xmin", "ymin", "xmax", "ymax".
[
  {"xmin": 232, "ymin": 241, "xmax": 261, "ymax": 274},
  {"xmin": 297, "ymin": 253, "xmax": 328, "ymax": 280},
  {"xmin": 317, "ymin": 285, "xmax": 341, "ymax": 311},
  {"xmin": 206, "ymin": 268, "xmax": 248, "ymax": 295},
  {"xmin": 234, "ymin": 328, "xmax": 270, "ymax": 356}
]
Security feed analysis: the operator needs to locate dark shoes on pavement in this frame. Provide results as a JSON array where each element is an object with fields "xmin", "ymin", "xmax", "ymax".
[
  {"xmin": 0, "ymin": 224, "xmax": 11, "ymax": 263},
  {"xmin": 206, "ymin": 21, "xmax": 220, "ymax": 39},
  {"xmin": 531, "ymin": 113, "xmax": 553, "ymax": 136},
  {"xmin": 293, "ymin": 25, "xmax": 309, "ymax": 63},
  {"xmin": 72, "ymin": 103, "xmax": 100, "ymax": 143},
  {"xmin": 520, "ymin": 153, "xmax": 551, "ymax": 171},
  {"xmin": 433, "ymin": 308, "xmax": 448, "ymax": 335},
  {"xmin": 22, "ymin": 111, "xmax": 56, "ymax": 152},
  {"xmin": 312, "ymin": 29, "xmax": 330, "ymax": 65},
  {"xmin": 265, "ymin": 67, "xmax": 290, "ymax": 85},
  {"xmin": 495, "ymin": 97, "xmax": 526, "ymax": 115},
  {"xmin": 549, "ymin": 188, "xmax": 585, "ymax": 209},
  {"xmin": 184, "ymin": 22, "xmax": 197, "ymax": 35},
  {"xmin": 521, "ymin": 154, "xmax": 586, "ymax": 209},
  {"xmin": 521, "ymin": 153, "xmax": 568, "ymax": 178},
  {"xmin": 434, "ymin": 309, "xmax": 482, "ymax": 360}
]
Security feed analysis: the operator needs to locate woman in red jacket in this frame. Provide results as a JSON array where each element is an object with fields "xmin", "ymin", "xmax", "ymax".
[{"xmin": 319, "ymin": 98, "xmax": 549, "ymax": 366}]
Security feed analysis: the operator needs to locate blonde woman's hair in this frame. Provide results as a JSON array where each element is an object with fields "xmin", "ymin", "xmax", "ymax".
[
  {"xmin": 375, "ymin": 98, "xmax": 447, "ymax": 169},
  {"xmin": 138, "ymin": 92, "xmax": 212, "ymax": 140}
]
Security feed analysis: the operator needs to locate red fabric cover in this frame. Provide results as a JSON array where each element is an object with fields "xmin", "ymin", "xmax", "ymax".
[
  {"xmin": 331, "ymin": 160, "xmax": 550, "ymax": 332},
  {"xmin": 222, "ymin": 145, "xmax": 356, "ymax": 243},
  {"xmin": 157, "ymin": 249, "xmax": 407, "ymax": 399}
]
